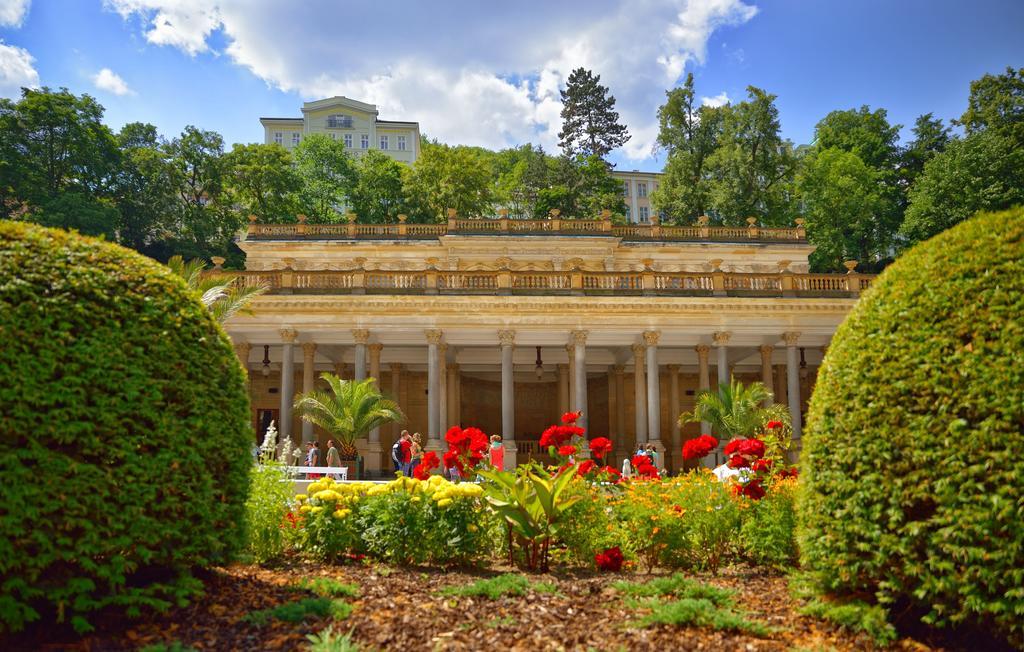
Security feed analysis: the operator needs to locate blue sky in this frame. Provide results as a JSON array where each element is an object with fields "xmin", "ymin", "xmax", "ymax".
[{"xmin": 1, "ymin": 0, "xmax": 1021, "ymax": 171}]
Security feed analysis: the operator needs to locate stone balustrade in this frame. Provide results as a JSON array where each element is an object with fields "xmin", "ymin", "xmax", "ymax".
[{"xmin": 221, "ymin": 267, "xmax": 870, "ymax": 298}]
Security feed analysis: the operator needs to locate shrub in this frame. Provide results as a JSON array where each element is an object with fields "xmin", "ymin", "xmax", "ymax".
[
  {"xmin": 739, "ymin": 477, "xmax": 799, "ymax": 568},
  {"xmin": 0, "ymin": 222, "xmax": 252, "ymax": 633},
  {"xmin": 244, "ymin": 462, "xmax": 295, "ymax": 564},
  {"xmin": 551, "ymin": 479, "xmax": 619, "ymax": 567},
  {"xmin": 799, "ymin": 208, "xmax": 1024, "ymax": 644}
]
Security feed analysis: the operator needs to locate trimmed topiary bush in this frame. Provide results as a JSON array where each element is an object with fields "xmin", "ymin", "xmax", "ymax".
[
  {"xmin": 799, "ymin": 208, "xmax": 1024, "ymax": 645},
  {"xmin": 0, "ymin": 222, "xmax": 252, "ymax": 633}
]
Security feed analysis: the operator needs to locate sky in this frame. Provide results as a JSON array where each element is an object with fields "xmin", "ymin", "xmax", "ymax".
[{"xmin": 1, "ymin": 0, "xmax": 1022, "ymax": 172}]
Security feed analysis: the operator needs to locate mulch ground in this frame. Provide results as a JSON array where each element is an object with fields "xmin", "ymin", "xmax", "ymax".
[{"xmin": 4, "ymin": 558, "xmax": 967, "ymax": 652}]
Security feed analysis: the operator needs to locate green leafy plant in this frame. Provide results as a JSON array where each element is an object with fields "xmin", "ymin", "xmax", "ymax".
[
  {"xmin": 295, "ymin": 578, "xmax": 360, "ymax": 599},
  {"xmin": 738, "ymin": 477, "xmax": 799, "ymax": 568},
  {"xmin": 679, "ymin": 378, "xmax": 791, "ymax": 442},
  {"xmin": 632, "ymin": 597, "xmax": 771, "ymax": 636},
  {"xmin": 478, "ymin": 463, "xmax": 583, "ymax": 571},
  {"xmin": 166, "ymin": 255, "xmax": 266, "ymax": 323},
  {"xmin": 306, "ymin": 626, "xmax": 364, "ymax": 652},
  {"xmin": 0, "ymin": 222, "xmax": 252, "ymax": 634},
  {"xmin": 439, "ymin": 574, "xmax": 555, "ymax": 600},
  {"xmin": 139, "ymin": 642, "xmax": 198, "ymax": 652},
  {"xmin": 612, "ymin": 573, "xmax": 735, "ymax": 603},
  {"xmin": 294, "ymin": 374, "xmax": 404, "ymax": 460},
  {"xmin": 242, "ymin": 597, "xmax": 352, "ymax": 626},
  {"xmin": 799, "ymin": 208, "xmax": 1024, "ymax": 646},
  {"xmin": 551, "ymin": 478, "xmax": 621, "ymax": 567},
  {"xmin": 244, "ymin": 424, "xmax": 296, "ymax": 564},
  {"xmin": 789, "ymin": 573, "xmax": 897, "ymax": 646}
]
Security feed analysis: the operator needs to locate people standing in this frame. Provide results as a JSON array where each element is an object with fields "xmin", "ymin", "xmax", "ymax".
[
  {"xmin": 392, "ymin": 430, "xmax": 410, "ymax": 474},
  {"xmin": 326, "ymin": 439, "xmax": 341, "ymax": 479},
  {"xmin": 308, "ymin": 441, "xmax": 321, "ymax": 479},
  {"xmin": 489, "ymin": 434, "xmax": 505, "ymax": 471},
  {"xmin": 407, "ymin": 433, "xmax": 423, "ymax": 476}
]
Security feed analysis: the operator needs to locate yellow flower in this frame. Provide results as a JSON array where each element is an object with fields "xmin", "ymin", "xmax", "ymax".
[
  {"xmin": 314, "ymin": 489, "xmax": 342, "ymax": 502},
  {"xmin": 468, "ymin": 524, "xmax": 478, "ymax": 532},
  {"xmin": 299, "ymin": 505, "xmax": 312, "ymax": 513},
  {"xmin": 411, "ymin": 496, "xmax": 421, "ymax": 503},
  {"xmin": 311, "ymin": 506, "xmax": 324, "ymax": 514},
  {"xmin": 437, "ymin": 498, "xmax": 453, "ymax": 508},
  {"xmin": 295, "ymin": 494, "xmax": 308, "ymax": 502},
  {"xmin": 333, "ymin": 509, "xmax": 351, "ymax": 518}
]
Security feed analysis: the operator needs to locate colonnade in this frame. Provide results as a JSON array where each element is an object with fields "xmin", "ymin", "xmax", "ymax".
[{"xmin": 235, "ymin": 328, "xmax": 810, "ymax": 470}]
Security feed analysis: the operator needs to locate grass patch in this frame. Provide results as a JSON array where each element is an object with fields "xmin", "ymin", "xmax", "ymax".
[
  {"xmin": 632, "ymin": 597, "xmax": 773, "ymax": 637},
  {"xmin": 612, "ymin": 573, "xmax": 735, "ymax": 605},
  {"xmin": 788, "ymin": 573, "xmax": 897, "ymax": 646},
  {"xmin": 139, "ymin": 643, "xmax": 197, "ymax": 652},
  {"xmin": 294, "ymin": 577, "xmax": 361, "ymax": 599},
  {"xmin": 438, "ymin": 574, "xmax": 557, "ymax": 600},
  {"xmin": 242, "ymin": 597, "xmax": 352, "ymax": 626},
  {"xmin": 306, "ymin": 625, "xmax": 364, "ymax": 652}
]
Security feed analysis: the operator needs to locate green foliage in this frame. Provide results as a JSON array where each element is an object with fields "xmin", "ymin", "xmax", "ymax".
[
  {"xmin": 558, "ymin": 67, "xmax": 630, "ymax": 159},
  {"xmin": 0, "ymin": 222, "xmax": 252, "ymax": 633},
  {"xmin": 789, "ymin": 573, "xmax": 897, "ymax": 646},
  {"xmin": 139, "ymin": 641, "xmax": 198, "ymax": 652},
  {"xmin": 294, "ymin": 374, "xmax": 404, "ymax": 457},
  {"xmin": 244, "ymin": 462, "xmax": 294, "ymax": 564},
  {"xmin": 295, "ymin": 578, "xmax": 360, "ymax": 599},
  {"xmin": 957, "ymin": 65, "xmax": 1024, "ymax": 143},
  {"xmin": 551, "ymin": 479, "xmax": 620, "ymax": 566},
  {"xmin": 813, "ymin": 106, "xmax": 902, "ymax": 171},
  {"xmin": 166, "ymin": 255, "xmax": 267, "ymax": 324},
  {"xmin": 631, "ymin": 597, "xmax": 772, "ymax": 636},
  {"xmin": 350, "ymin": 150, "xmax": 406, "ymax": 223},
  {"xmin": 612, "ymin": 573, "xmax": 735, "ymax": 604},
  {"xmin": 679, "ymin": 378, "xmax": 791, "ymax": 443},
  {"xmin": 799, "ymin": 208, "xmax": 1024, "ymax": 645},
  {"xmin": 402, "ymin": 141, "xmax": 494, "ymax": 220},
  {"xmin": 224, "ymin": 143, "xmax": 301, "ymax": 223},
  {"xmin": 439, "ymin": 574, "xmax": 544, "ymax": 600},
  {"xmin": 307, "ymin": 626, "xmax": 364, "ymax": 652},
  {"xmin": 739, "ymin": 478, "xmax": 798, "ymax": 568},
  {"xmin": 242, "ymin": 597, "xmax": 351, "ymax": 626},
  {"xmin": 293, "ymin": 134, "xmax": 356, "ymax": 222}
]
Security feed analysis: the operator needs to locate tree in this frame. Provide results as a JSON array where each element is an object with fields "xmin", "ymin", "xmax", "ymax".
[
  {"xmin": 813, "ymin": 106, "xmax": 902, "ymax": 171},
  {"xmin": 705, "ymin": 86, "xmax": 797, "ymax": 225},
  {"xmin": 293, "ymin": 133, "xmax": 356, "ymax": 222},
  {"xmin": 900, "ymin": 130, "xmax": 1024, "ymax": 244},
  {"xmin": 294, "ymin": 375, "xmax": 405, "ymax": 459},
  {"xmin": 350, "ymin": 150, "xmax": 406, "ymax": 223},
  {"xmin": 224, "ymin": 143, "xmax": 300, "ymax": 223},
  {"xmin": 899, "ymin": 113, "xmax": 951, "ymax": 190},
  {"xmin": 493, "ymin": 144, "xmax": 552, "ymax": 218},
  {"xmin": 679, "ymin": 379, "xmax": 790, "ymax": 440},
  {"xmin": 113, "ymin": 122, "xmax": 178, "ymax": 253},
  {"xmin": 166, "ymin": 255, "xmax": 267, "ymax": 323},
  {"xmin": 402, "ymin": 142, "xmax": 494, "ymax": 220},
  {"xmin": 798, "ymin": 147, "xmax": 892, "ymax": 272},
  {"xmin": 558, "ymin": 67, "xmax": 630, "ymax": 159},
  {"xmin": 650, "ymin": 73, "xmax": 722, "ymax": 221},
  {"xmin": 957, "ymin": 66, "xmax": 1024, "ymax": 144}
]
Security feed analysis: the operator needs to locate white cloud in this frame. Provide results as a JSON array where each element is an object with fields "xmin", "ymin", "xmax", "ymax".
[
  {"xmin": 92, "ymin": 67, "xmax": 134, "ymax": 96},
  {"xmin": 0, "ymin": 40, "xmax": 39, "ymax": 99},
  {"xmin": 0, "ymin": 0, "xmax": 30, "ymax": 28},
  {"xmin": 701, "ymin": 91, "xmax": 730, "ymax": 107},
  {"xmin": 105, "ymin": 0, "xmax": 759, "ymax": 160}
]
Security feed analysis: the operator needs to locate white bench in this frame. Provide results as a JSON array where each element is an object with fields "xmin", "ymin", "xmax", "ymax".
[{"xmin": 286, "ymin": 465, "xmax": 349, "ymax": 480}]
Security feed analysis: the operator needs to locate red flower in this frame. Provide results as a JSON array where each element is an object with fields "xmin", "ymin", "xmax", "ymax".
[
  {"xmin": 632, "ymin": 454, "xmax": 659, "ymax": 479},
  {"xmin": 737, "ymin": 438, "xmax": 766, "ymax": 459},
  {"xmin": 599, "ymin": 466, "xmax": 622, "ymax": 483},
  {"xmin": 594, "ymin": 546, "xmax": 624, "ymax": 572},
  {"xmin": 576, "ymin": 459, "xmax": 597, "ymax": 477},
  {"xmin": 778, "ymin": 466, "xmax": 799, "ymax": 479},
  {"xmin": 724, "ymin": 439, "xmax": 743, "ymax": 456},
  {"xmin": 682, "ymin": 434, "xmax": 718, "ymax": 460},
  {"xmin": 561, "ymin": 410, "xmax": 582, "ymax": 424},
  {"xmin": 589, "ymin": 437, "xmax": 613, "ymax": 459},
  {"xmin": 751, "ymin": 458, "xmax": 773, "ymax": 473},
  {"xmin": 766, "ymin": 420, "xmax": 783, "ymax": 430},
  {"xmin": 540, "ymin": 424, "xmax": 585, "ymax": 448},
  {"xmin": 558, "ymin": 445, "xmax": 578, "ymax": 457},
  {"xmin": 740, "ymin": 479, "xmax": 766, "ymax": 500},
  {"xmin": 727, "ymin": 454, "xmax": 749, "ymax": 469}
]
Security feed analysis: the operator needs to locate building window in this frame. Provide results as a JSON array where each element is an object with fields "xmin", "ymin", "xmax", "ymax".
[
  {"xmin": 622, "ymin": 181, "xmax": 630, "ymax": 197},
  {"xmin": 639, "ymin": 207, "xmax": 650, "ymax": 223},
  {"xmin": 624, "ymin": 206, "xmax": 631, "ymax": 220},
  {"xmin": 361, "ymin": 134, "xmax": 369, "ymax": 149},
  {"xmin": 273, "ymin": 131, "xmax": 282, "ymax": 145},
  {"xmin": 343, "ymin": 133, "xmax": 353, "ymax": 148},
  {"xmin": 397, "ymin": 135, "xmax": 406, "ymax": 151},
  {"xmin": 291, "ymin": 132, "xmax": 301, "ymax": 146},
  {"xmin": 379, "ymin": 135, "xmax": 389, "ymax": 150},
  {"xmin": 637, "ymin": 182, "xmax": 647, "ymax": 198},
  {"xmin": 326, "ymin": 114, "xmax": 353, "ymax": 129}
]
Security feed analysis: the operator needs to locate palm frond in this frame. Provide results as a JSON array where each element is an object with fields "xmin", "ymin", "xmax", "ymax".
[
  {"xmin": 166, "ymin": 255, "xmax": 267, "ymax": 324},
  {"xmin": 294, "ymin": 374, "xmax": 406, "ymax": 445},
  {"xmin": 678, "ymin": 378, "xmax": 785, "ymax": 439}
]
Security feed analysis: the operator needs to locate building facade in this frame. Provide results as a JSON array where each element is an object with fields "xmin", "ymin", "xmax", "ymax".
[
  {"xmin": 610, "ymin": 170, "xmax": 662, "ymax": 224},
  {"xmin": 222, "ymin": 213, "xmax": 869, "ymax": 475},
  {"xmin": 260, "ymin": 96, "xmax": 420, "ymax": 165}
]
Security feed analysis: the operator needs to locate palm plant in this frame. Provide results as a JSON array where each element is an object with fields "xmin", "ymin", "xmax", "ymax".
[
  {"xmin": 167, "ymin": 255, "xmax": 267, "ymax": 324},
  {"xmin": 293, "ymin": 374, "xmax": 405, "ymax": 460},
  {"xmin": 678, "ymin": 378, "xmax": 791, "ymax": 440}
]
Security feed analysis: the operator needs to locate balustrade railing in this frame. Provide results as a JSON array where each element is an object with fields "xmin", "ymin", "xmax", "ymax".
[{"xmin": 223, "ymin": 268, "xmax": 871, "ymax": 298}]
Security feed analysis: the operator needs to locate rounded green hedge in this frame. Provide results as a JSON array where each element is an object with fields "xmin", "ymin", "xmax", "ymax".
[
  {"xmin": 799, "ymin": 208, "xmax": 1024, "ymax": 643},
  {"xmin": 0, "ymin": 221, "xmax": 252, "ymax": 633}
]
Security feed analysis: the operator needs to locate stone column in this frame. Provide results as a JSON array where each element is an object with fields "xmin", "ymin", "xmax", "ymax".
[
  {"xmin": 301, "ymin": 342, "xmax": 317, "ymax": 446},
  {"xmin": 499, "ymin": 329, "xmax": 516, "ymax": 449},
  {"xmin": 713, "ymin": 331, "xmax": 730, "ymax": 388},
  {"xmin": 352, "ymin": 329, "xmax": 369, "ymax": 381},
  {"xmin": 668, "ymin": 364, "xmax": 681, "ymax": 463},
  {"xmin": 644, "ymin": 331, "xmax": 662, "ymax": 447},
  {"xmin": 362, "ymin": 342, "xmax": 384, "ymax": 473},
  {"xmin": 695, "ymin": 344, "xmax": 711, "ymax": 443},
  {"xmin": 279, "ymin": 329, "xmax": 297, "ymax": 442},
  {"xmin": 614, "ymin": 365, "xmax": 626, "ymax": 457},
  {"xmin": 425, "ymin": 329, "xmax": 443, "ymax": 447},
  {"xmin": 438, "ymin": 343, "xmax": 448, "ymax": 432},
  {"xmin": 389, "ymin": 362, "xmax": 402, "ymax": 442},
  {"xmin": 557, "ymin": 364, "xmax": 570, "ymax": 415},
  {"xmin": 759, "ymin": 345, "xmax": 774, "ymax": 407},
  {"xmin": 631, "ymin": 342, "xmax": 647, "ymax": 446},
  {"xmin": 565, "ymin": 344, "xmax": 576, "ymax": 412},
  {"xmin": 784, "ymin": 332, "xmax": 803, "ymax": 441},
  {"xmin": 446, "ymin": 362, "xmax": 460, "ymax": 427},
  {"xmin": 571, "ymin": 330, "xmax": 588, "ymax": 432}
]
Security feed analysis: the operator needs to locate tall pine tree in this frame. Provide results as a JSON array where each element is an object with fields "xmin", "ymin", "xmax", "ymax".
[{"xmin": 558, "ymin": 68, "xmax": 630, "ymax": 159}]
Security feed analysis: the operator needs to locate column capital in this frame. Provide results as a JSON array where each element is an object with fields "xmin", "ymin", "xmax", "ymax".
[
  {"xmin": 498, "ymin": 329, "xmax": 516, "ymax": 347},
  {"xmin": 642, "ymin": 330, "xmax": 660, "ymax": 346},
  {"xmin": 783, "ymin": 331, "xmax": 801, "ymax": 346},
  {"xmin": 712, "ymin": 331, "xmax": 731, "ymax": 346},
  {"xmin": 351, "ymin": 328, "xmax": 370, "ymax": 344},
  {"xmin": 301, "ymin": 341, "xmax": 317, "ymax": 357},
  {"xmin": 565, "ymin": 343, "xmax": 575, "ymax": 355},
  {"xmin": 425, "ymin": 328, "xmax": 444, "ymax": 345},
  {"xmin": 666, "ymin": 363, "xmax": 680, "ymax": 373},
  {"xmin": 613, "ymin": 364, "xmax": 626, "ymax": 375},
  {"xmin": 570, "ymin": 329, "xmax": 588, "ymax": 345},
  {"xmin": 446, "ymin": 362, "xmax": 460, "ymax": 372},
  {"xmin": 233, "ymin": 341, "xmax": 252, "ymax": 356},
  {"xmin": 389, "ymin": 361, "xmax": 403, "ymax": 373},
  {"xmin": 695, "ymin": 343, "xmax": 710, "ymax": 357},
  {"xmin": 631, "ymin": 341, "xmax": 646, "ymax": 356},
  {"xmin": 368, "ymin": 342, "xmax": 384, "ymax": 355},
  {"xmin": 759, "ymin": 344, "xmax": 774, "ymax": 356},
  {"xmin": 279, "ymin": 328, "xmax": 298, "ymax": 343}
]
